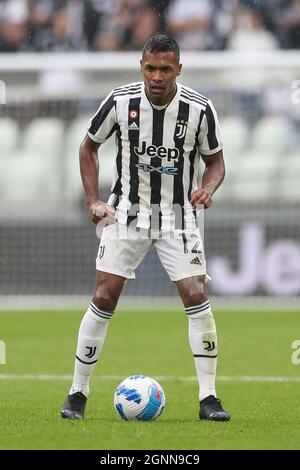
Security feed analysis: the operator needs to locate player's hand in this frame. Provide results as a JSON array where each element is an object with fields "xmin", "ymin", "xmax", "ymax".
[
  {"xmin": 190, "ymin": 188, "xmax": 212, "ymax": 209},
  {"xmin": 88, "ymin": 200, "xmax": 116, "ymax": 226}
]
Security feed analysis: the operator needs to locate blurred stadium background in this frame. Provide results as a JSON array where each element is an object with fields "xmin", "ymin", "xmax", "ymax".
[{"xmin": 1, "ymin": 0, "xmax": 300, "ymax": 310}]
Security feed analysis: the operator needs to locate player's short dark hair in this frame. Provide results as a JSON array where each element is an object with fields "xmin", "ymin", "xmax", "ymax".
[{"xmin": 142, "ymin": 34, "xmax": 180, "ymax": 61}]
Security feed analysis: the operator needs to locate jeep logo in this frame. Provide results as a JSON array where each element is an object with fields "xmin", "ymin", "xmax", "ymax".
[{"xmin": 134, "ymin": 141, "xmax": 180, "ymax": 162}]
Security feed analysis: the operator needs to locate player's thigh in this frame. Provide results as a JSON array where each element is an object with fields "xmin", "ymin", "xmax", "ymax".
[{"xmin": 155, "ymin": 229, "xmax": 207, "ymax": 282}]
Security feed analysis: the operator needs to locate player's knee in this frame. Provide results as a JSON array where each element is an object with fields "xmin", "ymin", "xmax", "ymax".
[
  {"xmin": 92, "ymin": 286, "xmax": 117, "ymax": 312},
  {"xmin": 184, "ymin": 285, "xmax": 207, "ymax": 308}
]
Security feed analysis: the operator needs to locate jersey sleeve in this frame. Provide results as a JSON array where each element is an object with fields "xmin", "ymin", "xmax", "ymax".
[
  {"xmin": 87, "ymin": 91, "xmax": 117, "ymax": 143},
  {"xmin": 198, "ymin": 99, "xmax": 223, "ymax": 155}
]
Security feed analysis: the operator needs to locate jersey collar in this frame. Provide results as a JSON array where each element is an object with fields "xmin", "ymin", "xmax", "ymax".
[{"xmin": 141, "ymin": 82, "xmax": 181, "ymax": 111}]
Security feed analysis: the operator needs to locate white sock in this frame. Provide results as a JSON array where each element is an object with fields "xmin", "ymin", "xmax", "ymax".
[
  {"xmin": 185, "ymin": 300, "xmax": 217, "ymax": 401},
  {"xmin": 69, "ymin": 302, "xmax": 113, "ymax": 398}
]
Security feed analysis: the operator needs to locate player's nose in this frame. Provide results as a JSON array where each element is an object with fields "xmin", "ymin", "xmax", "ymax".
[{"xmin": 152, "ymin": 70, "xmax": 163, "ymax": 81}]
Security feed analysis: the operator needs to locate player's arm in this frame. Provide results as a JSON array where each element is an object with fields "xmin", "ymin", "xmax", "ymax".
[
  {"xmin": 190, "ymin": 150, "xmax": 225, "ymax": 209},
  {"xmin": 192, "ymin": 98, "xmax": 225, "ymax": 209},
  {"xmin": 79, "ymin": 134, "xmax": 115, "ymax": 225},
  {"xmin": 81, "ymin": 90, "xmax": 117, "ymax": 224}
]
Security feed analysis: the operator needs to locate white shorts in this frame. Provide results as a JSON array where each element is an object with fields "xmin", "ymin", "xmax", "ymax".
[{"xmin": 96, "ymin": 223, "xmax": 208, "ymax": 282}]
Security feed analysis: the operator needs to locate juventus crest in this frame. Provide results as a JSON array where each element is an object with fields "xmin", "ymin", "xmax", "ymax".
[{"xmin": 175, "ymin": 119, "xmax": 188, "ymax": 139}]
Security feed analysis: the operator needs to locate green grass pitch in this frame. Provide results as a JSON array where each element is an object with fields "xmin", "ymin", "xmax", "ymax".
[{"xmin": 0, "ymin": 309, "xmax": 300, "ymax": 450}]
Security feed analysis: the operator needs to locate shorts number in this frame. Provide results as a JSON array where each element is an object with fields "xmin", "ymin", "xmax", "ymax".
[
  {"xmin": 191, "ymin": 234, "xmax": 202, "ymax": 254},
  {"xmin": 180, "ymin": 233, "xmax": 202, "ymax": 254}
]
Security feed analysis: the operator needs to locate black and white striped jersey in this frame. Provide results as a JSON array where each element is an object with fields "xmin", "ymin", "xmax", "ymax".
[{"xmin": 87, "ymin": 81, "xmax": 223, "ymax": 229}]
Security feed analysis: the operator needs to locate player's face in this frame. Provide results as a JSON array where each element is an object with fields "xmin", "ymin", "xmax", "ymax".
[{"xmin": 140, "ymin": 51, "xmax": 182, "ymax": 106}]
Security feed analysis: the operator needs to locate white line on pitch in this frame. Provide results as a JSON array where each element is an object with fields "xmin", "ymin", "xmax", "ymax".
[{"xmin": 0, "ymin": 374, "xmax": 300, "ymax": 383}]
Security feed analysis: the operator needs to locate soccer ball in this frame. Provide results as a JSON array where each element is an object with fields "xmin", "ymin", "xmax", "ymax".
[{"xmin": 114, "ymin": 375, "xmax": 165, "ymax": 421}]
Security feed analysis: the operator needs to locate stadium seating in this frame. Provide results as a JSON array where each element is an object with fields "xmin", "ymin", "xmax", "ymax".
[
  {"xmin": 2, "ymin": 119, "xmax": 64, "ymax": 204},
  {"xmin": 229, "ymin": 150, "xmax": 281, "ymax": 201},
  {"xmin": 279, "ymin": 153, "xmax": 300, "ymax": 201},
  {"xmin": 23, "ymin": 118, "xmax": 64, "ymax": 157},
  {"xmin": 2, "ymin": 149, "xmax": 60, "ymax": 203},
  {"xmin": 220, "ymin": 116, "xmax": 249, "ymax": 158},
  {"xmin": 0, "ymin": 118, "xmax": 20, "ymax": 155},
  {"xmin": 1, "ymin": 114, "xmax": 300, "ymax": 205},
  {"xmin": 250, "ymin": 116, "xmax": 296, "ymax": 155}
]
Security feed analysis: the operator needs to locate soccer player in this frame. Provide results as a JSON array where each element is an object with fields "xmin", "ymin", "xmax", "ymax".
[{"xmin": 61, "ymin": 34, "xmax": 230, "ymax": 422}]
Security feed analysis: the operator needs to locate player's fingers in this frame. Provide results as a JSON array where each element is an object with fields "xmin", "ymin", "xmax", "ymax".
[
  {"xmin": 204, "ymin": 198, "xmax": 212, "ymax": 209},
  {"xmin": 199, "ymin": 194, "xmax": 212, "ymax": 209},
  {"xmin": 95, "ymin": 206, "xmax": 108, "ymax": 219},
  {"xmin": 190, "ymin": 197, "xmax": 198, "ymax": 208},
  {"xmin": 190, "ymin": 194, "xmax": 200, "ymax": 207},
  {"xmin": 92, "ymin": 213, "xmax": 116, "ymax": 226},
  {"xmin": 191, "ymin": 189, "xmax": 206, "ymax": 205},
  {"xmin": 91, "ymin": 215, "xmax": 100, "ymax": 225},
  {"xmin": 106, "ymin": 203, "xmax": 116, "ymax": 214},
  {"xmin": 91, "ymin": 211, "xmax": 107, "ymax": 224},
  {"xmin": 192, "ymin": 195, "xmax": 207, "ymax": 208},
  {"xmin": 203, "ymin": 193, "xmax": 212, "ymax": 204},
  {"xmin": 190, "ymin": 189, "xmax": 201, "ymax": 202},
  {"xmin": 106, "ymin": 206, "xmax": 116, "ymax": 220},
  {"xmin": 192, "ymin": 200, "xmax": 205, "ymax": 210}
]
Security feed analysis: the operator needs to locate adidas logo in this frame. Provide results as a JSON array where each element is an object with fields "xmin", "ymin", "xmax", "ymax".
[
  {"xmin": 190, "ymin": 256, "xmax": 202, "ymax": 265},
  {"xmin": 128, "ymin": 122, "xmax": 139, "ymax": 131}
]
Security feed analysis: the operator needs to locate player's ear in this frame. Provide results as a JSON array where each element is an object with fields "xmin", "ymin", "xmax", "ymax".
[
  {"xmin": 140, "ymin": 59, "xmax": 143, "ymax": 72},
  {"xmin": 177, "ymin": 63, "xmax": 182, "ymax": 76}
]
